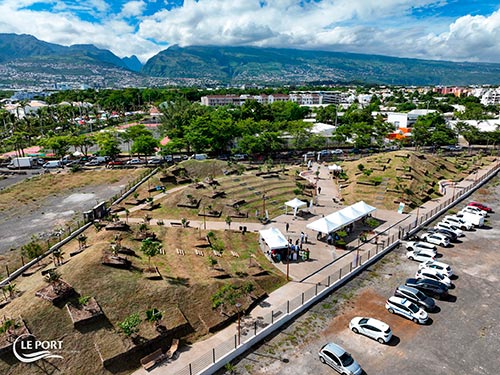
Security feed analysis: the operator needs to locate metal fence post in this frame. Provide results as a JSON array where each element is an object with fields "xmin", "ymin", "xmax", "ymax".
[
  {"xmin": 339, "ymin": 268, "xmax": 342, "ymax": 279},
  {"xmin": 234, "ymin": 335, "xmax": 237, "ymax": 349},
  {"xmin": 213, "ymin": 348, "xmax": 216, "ymax": 363},
  {"xmin": 301, "ymin": 292, "xmax": 304, "ymax": 305},
  {"xmin": 328, "ymin": 275, "xmax": 331, "ymax": 287},
  {"xmin": 315, "ymin": 283, "xmax": 318, "ymax": 296},
  {"xmin": 271, "ymin": 311, "xmax": 274, "ymax": 324},
  {"xmin": 189, "ymin": 363, "xmax": 192, "ymax": 375},
  {"xmin": 287, "ymin": 300, "xmax": 289, "ymax": 314},
  {"xmin": 254, "ymin": 321, "xmax": 257, "ymax": 336}
]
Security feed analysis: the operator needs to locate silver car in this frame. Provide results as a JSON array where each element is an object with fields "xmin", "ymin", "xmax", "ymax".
[{"xmin": 319, "ymin": 342, "xmax": 363, "ymax": 375}]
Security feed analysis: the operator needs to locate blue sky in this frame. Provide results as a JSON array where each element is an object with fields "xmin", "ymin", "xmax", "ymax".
[{"xmin": 0, "ymin": 0, "xmax": 499, "ymax": 63}]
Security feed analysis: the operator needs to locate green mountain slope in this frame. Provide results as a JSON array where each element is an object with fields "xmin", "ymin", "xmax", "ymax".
[{"xmin": 142, "ymin": 45, "xmax": 500, "ymax": 86}]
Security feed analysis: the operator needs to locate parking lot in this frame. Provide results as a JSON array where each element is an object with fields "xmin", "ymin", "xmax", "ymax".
[{"xmin": 229, "ymin": 182, "xmax": 500, "ymax": 375}]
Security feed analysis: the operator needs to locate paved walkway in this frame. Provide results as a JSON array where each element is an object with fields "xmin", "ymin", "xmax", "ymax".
[{"xmin": 131, "ymin": 160, "xmax": 498, "ymax": 375}]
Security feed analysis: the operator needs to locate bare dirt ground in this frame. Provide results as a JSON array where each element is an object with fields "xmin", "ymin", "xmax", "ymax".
[
  {"xmin": 0, "ymin": 169, "xmax": 137, "ymax": 255},
  {"xmin": 224, "ymin": 179, "xmax": 500, "ymax": 375}
]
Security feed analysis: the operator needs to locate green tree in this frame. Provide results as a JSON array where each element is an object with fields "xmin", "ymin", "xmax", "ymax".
[
  {"xmin": 131, "ymin": 134, "xmax": 159, "ymax": 161},
  {"xmin": 140, "ymin": 238, "xmax": 161, "ymax": 267},
  {"xmin": 94, "ymin": 131, "xmax": 121, "ymax": 159},
  {"xmin": 40, "ymin": 135, "xmax": 71, "ymax": 160}
]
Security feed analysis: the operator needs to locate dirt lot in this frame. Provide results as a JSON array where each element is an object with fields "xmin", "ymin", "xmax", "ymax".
[
  {"xmin": 0, "ymin": 168, "xmax": 145, "ymax": 255},
  {"xmin": 226, "ymin": 179, "xmax": 500, "ymax": 375}
]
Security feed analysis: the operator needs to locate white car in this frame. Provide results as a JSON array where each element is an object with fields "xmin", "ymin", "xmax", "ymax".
[
  {"xmin": 459, "ymin": 206, "xmax": 487, "ymax": 217},
  {"xmin": 443, "ymin": 215, "xmax": 473, "ymax": 230},
  {"xmin": 405, "ymin": 241, "xmax": 437, "ymax": 252},
  {"xmin": 406, "ymin": 248, "xmax": 436, "ymax": 262},
  {"xmin": 435, "ymin": 222, "xmax": 464, "ymax": 237},
  {"xmin": 318, "ymin": 342, "xmax": 363, "ymax": 375},
  {"xmin": 126, "ymin": 158, "xmax": 143, "ymax": 165},
  {"xmin": 420, "ymin": 232, "xmax": 450, "ymax": 247},
  {"xmin": 385, "ymin": 296, "xmax": 428, "ymax": 324},
  {"xmin": 349, "ymin": 317, "xmax": 393, "ymax": 344},
  {"xmin": 415, "ymin": 268, "xmax": 452, "ymax": 288},
  {"xmin": 419, "ymin": 260, "xmax": 453, "ymax": 277}
]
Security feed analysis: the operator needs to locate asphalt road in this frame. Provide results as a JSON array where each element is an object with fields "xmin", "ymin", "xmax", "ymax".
[{"xmin": 226, "ymin": 177, "xmax": 500, "ymax": 375}]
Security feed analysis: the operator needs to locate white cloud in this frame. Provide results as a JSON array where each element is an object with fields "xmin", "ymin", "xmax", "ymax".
[
  {"xmin": 120, "ymin": 0, "xmax": 146, "ymax": 18},
  {"xmin": 0, "ymin": 0, "xmax": 498, "ymax": 64}
]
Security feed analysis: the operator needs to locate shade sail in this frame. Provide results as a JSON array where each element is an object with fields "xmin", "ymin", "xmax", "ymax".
[
  {"xmin": 306, "ymin": 201, "xmax": 377, "ymax": 234},
  {"xmin": 259, "ymin": 227, "xmax": 288, "ymax": 250}
]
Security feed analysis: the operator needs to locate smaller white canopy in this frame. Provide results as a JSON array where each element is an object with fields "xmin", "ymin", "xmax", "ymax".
[
  {"xmin": 328, "ymin": 164, "xmax": 342, "ymax": 171},
  {"xmin": 259, "ymin": 227, "xmax": 288, "ymax": 250},
  {"xmin": 285, "ymin": 197, "xmax": 307, "ymax": 217}
]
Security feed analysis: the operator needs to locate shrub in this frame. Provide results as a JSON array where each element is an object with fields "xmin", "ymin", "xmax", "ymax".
[
  {"xmin": 357, "ymin": 163, "xmax": 365, "ymax": 171},
  {"xmin": 119, "ymin": 313, "xmax": 141, "ymax": 336}
]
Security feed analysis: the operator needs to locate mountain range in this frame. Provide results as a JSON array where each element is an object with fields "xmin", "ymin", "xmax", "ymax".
[{"xmin": 1, "ymin": 33, "xmax": 500, "ymax": 88}]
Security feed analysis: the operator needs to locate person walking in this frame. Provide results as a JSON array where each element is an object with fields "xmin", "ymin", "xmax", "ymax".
[{"xmin": 285, "ymin": 222, "xmax": 290, "ymax": 232}]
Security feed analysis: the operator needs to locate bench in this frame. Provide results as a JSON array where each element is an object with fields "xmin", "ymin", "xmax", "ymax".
[
  {"xmin": 141, "ymin": 348, "xmax": 165, "ymax": 371},
  {"xmin": 195, "ymin": 249, "xmax": 204, "ymax": 256},
  {"xmin": 212, "ymin": 250, "xmax": 222, "ymax": 257},
  {"xmin": 231, "ymin": 251, "xmax": 240, "ymax": 258},
  {"xmin": 176, "ymin": 248, "xmax": 185, "ymax": 255}
]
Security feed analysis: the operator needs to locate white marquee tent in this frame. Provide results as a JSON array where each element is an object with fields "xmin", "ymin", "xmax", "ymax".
[
  {"xmin": 259, "ymin": 227, "xmax": 288, "ymax": 250},
  {"xmin": 285, "ymin": 197, "xmax": 308, "ymax": 217},
  {"xmin": 306, "ymin": 201, "xmax": 377, "ymax": 235}
]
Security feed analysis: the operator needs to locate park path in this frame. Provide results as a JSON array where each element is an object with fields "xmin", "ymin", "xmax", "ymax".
[{"xmin": 132, "ymin": 160, "xmax": 498, "ymax": 375}]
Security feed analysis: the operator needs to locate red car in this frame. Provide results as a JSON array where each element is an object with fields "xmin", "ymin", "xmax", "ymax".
[
  {"xmin": 467, "ymin": 201, "xmax": 493, "ymax": 213},
  {"xmin": 106, "ymin": 160, "xmax": 124, "ymax": 168}
]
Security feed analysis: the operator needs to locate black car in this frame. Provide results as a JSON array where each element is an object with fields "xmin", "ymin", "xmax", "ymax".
[
  {"xmin": 395, "ymin": 285, "xmax": 436, "ymax": 311},
  {"xmin": 405, "ymin": 278, "xmax": 449, "ymax": 300},
  {"xmin": 424, "ymin": 227, "xmax": 458, "ymax": 242}
]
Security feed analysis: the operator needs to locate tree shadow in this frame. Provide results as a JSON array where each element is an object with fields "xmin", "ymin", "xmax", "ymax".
[{"xmin": 165, "ymin": 276, "xmax": 190, "ymax": 287}]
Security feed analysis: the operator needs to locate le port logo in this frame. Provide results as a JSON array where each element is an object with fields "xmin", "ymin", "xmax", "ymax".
[{"xmin": 13, "ymin": 334, "xmax": 64, "ymax": 363}]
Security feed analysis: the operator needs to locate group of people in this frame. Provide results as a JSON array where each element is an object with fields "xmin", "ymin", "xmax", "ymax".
[{"xmin": 269, "ymin": 229, "xmax": 310, "ymax": 263}]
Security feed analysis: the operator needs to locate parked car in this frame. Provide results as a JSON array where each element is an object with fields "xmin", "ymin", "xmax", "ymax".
[
  {"xmin": 126, "ymin": 158, "xmax": 143, "ymax": 165},
  {"xmin": 394, "ymin": 285, "xmax": 436, "ymax": 311},
  {"xmin": 457, "ymin": 211, "xmax": 485, "ymax": 227},
  {"xmin": 318, "ymin": 342, "xmax": 363, "ymax": 375},
  {"xmin": 148, "ymin": 157, "xmax": 162, "ymax": 164},
  {"xmin": 331, "ymin": 149, "xmax": 344, "ymax": 155},
  {"xmin": 468, "ymin": 201, "xmax": 493, "ymax": 213},
  {"xmin": 406, "ymin": 248, "xmax": 436, "ymax": 262},
  {"xmin": 405, "ymin": 278, "xmax": 449, "ymax": 300},
  {"xmin": 419, "ymin": 260, "xmax": 453, "ymax": 277},
  {"xmin": 435, "ymin": 222, "xmax": 464, "ymax": 237},
  {"xmin": 319, "ymin": 150, "xmax": 330, "ymax": 157},
  {"xmin": 385, "ymin": 296, "xmax": 428, "ymax": 324},
  {"xmin": 42, "ymin": 160, "xmax": 63, "ymax": 169},
  {"xmin": 84, "ymin": 160, "xmax": 100, "ymax": 166},
  {"xmin": 443, "ymin": 215, "xmax": 473, "ymax": 230},
  {"xmin": 459, "ymin": 206, "xmax": 488, "ymax": 217},
  {"xmin": 425, "ymin": 227, "xmax": 458, "ymax": 242},
  {"xmin": 420, "ymin": 232, "xmax": 450, "ymax": 247},
  {"xmin": 349, "ymin": 317, "xmax": 392, "ymax": 344},
  {"xmin": 405, "ymin": 241, "xmax": 437, "ymax": 252},
  {"xmin": 415, "ymin": 268, "xmax": 452, "ymax": 288},
  {"xmin": 107, "ymin": 160, "xmax": 124, "ymax": 167}
]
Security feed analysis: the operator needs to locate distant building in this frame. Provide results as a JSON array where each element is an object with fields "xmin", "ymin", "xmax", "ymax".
[
  {"xmin": 386, "ymin": 109, "xmax": 437, "ymax": 129},
  {"xmin": 479, "ymin": 88, "xmax": 500, "ymax": 106},
  {"xmin": 200, "ymin": 92, "xmax": 321, "ymax": 106}
]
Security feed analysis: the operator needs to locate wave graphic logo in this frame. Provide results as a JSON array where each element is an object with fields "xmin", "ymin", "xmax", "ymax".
[{"xmin": 13, "ymin": 334, "xmax": 64, "ymax": 363}]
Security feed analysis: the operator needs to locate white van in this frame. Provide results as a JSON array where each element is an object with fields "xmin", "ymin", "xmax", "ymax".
[
  {"xmin": 459, "ymin": 212, "xmax": 484, "ymax": 227},
  {"xmin": 43, "ymin": 160, "xmax": 62, "ymax": 169}
]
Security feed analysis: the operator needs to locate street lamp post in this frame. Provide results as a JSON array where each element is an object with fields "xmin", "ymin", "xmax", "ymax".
[{"xmin": 235, "ymin": 303, "xmax": 242, "ymax": 346}]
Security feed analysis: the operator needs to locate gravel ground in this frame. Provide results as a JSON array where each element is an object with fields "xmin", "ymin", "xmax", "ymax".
[
  {"xmin": 0, "ymin": 170, "xmax": 128, "ymax": 254},
  {"xmin": 223, "ymin": 177, "xmax": 500, "ymax": 375}
]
